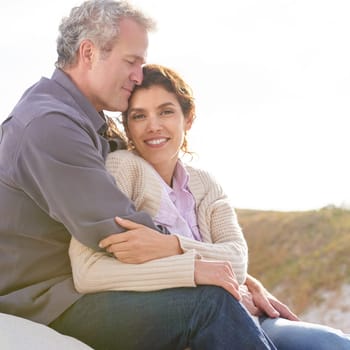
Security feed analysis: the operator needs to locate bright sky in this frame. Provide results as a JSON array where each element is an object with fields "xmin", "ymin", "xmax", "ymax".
[{"xmin": 1, "ymin": 0, "xmax": 349, "ymax": 211}]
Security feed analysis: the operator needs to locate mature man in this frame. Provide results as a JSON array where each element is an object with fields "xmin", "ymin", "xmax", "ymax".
[{"xmin": 0, "ymin": 1, "xmax": 276, "ymax": 349}]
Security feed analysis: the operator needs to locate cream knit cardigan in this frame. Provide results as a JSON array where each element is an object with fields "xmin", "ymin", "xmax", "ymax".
[{"xmin": 69, "ymin": 150, "xmax": 248, "ymax": 293}]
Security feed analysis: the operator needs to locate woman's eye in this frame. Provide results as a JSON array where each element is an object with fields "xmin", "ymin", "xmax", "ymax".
[
  {"xmin": 161, "ymin": 109, "xmax": 174, "ymax": 116},
  {"xmin": 131, "ymin": 114, "xmax": 145, "ymax": 120}
]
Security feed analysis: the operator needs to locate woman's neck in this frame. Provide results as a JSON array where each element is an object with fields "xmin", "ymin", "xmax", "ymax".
[{"xmin": 153, "ymin": 161, "xmax": 177, "ymax": 187}]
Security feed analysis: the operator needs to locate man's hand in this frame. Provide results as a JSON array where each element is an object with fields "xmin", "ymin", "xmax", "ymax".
[
  {"xmin": 194, "ymin": 260, "xmax": 241, "ymax": 301},
  {"xmin": 99, "ymin": 217, "xmax": 182, "ymax": 264},
  {"xmin": 244, "ymin": 274, "xmax": 299, "ymax": 321},
  {"xmin": 239, "ymin": 284, "xmax": 262, "ymax": 316}
]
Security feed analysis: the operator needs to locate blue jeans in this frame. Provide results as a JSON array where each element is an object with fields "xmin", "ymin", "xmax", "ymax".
[
  {"xmin": 260, "ymin": 316, "xmax": 350, "ymax": 350},
  {"xmin": 50, "ymin": 286, "xmax": 276, "ymax": 350}
]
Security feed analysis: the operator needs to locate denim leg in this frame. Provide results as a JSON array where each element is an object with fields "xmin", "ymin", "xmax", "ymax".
[
  {"xmin": 260, "ymin": 316, "xmax": 350, "ymax": 350},
  {"xmin": 50, "ymin": 286, "xmax": 276, "ymax": 350},
  {"xmin": 187, "ymin": 286, "xmax": 276, "ymax": 350}
]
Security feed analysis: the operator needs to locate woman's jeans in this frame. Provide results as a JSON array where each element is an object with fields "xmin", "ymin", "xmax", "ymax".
[
  {"xmin": 260, "ymin": 316, "xmax": 350, "ymax": 350},
  {"xmin": 50, "ymin": 286, "xmax": 276, "ymax": 350}
]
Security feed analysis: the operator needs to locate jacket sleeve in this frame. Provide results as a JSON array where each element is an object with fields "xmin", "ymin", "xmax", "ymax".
[
  {"xmin": 15, "ymin": 115, "xmax": 157, "ymax": 250},
  {"xmin": 175, "ymin": 167, "xmax": 248, "ymax": 284}
]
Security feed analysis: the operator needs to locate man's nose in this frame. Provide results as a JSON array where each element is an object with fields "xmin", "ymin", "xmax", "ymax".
[{"xmin": 131, "ymin": 66, "xmax": 143, "ymax": 85}]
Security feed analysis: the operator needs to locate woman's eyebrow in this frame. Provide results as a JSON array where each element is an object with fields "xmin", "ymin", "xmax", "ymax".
[
  {"xmin": 157, "ymin": 102, "xmax": 176, "ymax": 109},
  {"xmin": 128, "ymin": 107, "xmax": 145, "ymax": 114},
  {"xmin": 129, "ymin": 102, "xmax": 175, "ymax": 113}
]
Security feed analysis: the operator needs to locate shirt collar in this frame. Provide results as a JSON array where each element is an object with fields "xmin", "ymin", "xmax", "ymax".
[
  {"xmin": 166, "ymin": 160, "xmax": 189, "ymax": 195},
  {"xmin": 51, "ymin": 68, "xmax": 106, "ymax": 134},
  {"xmin": 173, "ymin": 160, "xmax": 190, "ymax": 189}
]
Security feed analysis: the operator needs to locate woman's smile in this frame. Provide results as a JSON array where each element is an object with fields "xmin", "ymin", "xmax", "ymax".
[{"xmin": 144, "ymin": 137, "xmax": 169, "ymax": 146}]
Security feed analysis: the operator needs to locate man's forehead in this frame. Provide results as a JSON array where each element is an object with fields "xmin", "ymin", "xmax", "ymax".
[{"xmin": 116, "ymin": 19, "xmax": 149, "ymax": 61}]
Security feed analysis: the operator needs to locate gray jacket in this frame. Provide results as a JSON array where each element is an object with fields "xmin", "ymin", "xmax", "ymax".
[{"xmin": 0, "ymin": 69, "xmax": 158, "ymax": 325}]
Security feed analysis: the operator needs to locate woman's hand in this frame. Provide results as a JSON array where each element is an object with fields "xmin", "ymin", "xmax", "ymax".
[
  {"xmin": 99, "ymin": 217, "xmax": 182, "ymax": 263},
  {"xmin": 194, "ymin": 260, "xmax": 241, "ymax": 301}
]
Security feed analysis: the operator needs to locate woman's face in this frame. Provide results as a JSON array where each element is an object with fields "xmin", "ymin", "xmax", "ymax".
[{"xmin": 126, "ymin": 85, "xmax": 193, "ymax": 173}]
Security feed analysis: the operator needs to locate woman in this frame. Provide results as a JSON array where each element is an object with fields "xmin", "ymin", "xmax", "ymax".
[
  {"xmin": 69, "ymin": 64, "xmax": 350, "ymax": 349},
  {"xmin": 70, "ymin": 64, "xmax": 248, "ymax": 299}
]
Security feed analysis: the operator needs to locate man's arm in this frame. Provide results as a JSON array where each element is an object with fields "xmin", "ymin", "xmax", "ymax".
[
  {"xmin": 16, "ymin": 115, "xmax": 159, "ymax": 249},
  {"xmin": 243, "ymin": 274, "xmax": 299, "ymax": 320}
]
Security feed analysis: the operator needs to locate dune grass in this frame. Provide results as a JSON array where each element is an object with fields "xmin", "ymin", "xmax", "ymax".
[{"xmin": 237, "ymin": 206, "xmax": 350, "ymax": 314}]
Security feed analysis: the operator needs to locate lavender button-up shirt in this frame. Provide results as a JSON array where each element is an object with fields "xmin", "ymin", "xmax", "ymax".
[{"xmin": 154, "ymin": 161, "xmax": 202, "ymax": 242}]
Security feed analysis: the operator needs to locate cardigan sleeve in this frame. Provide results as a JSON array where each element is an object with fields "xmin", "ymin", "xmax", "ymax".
[
  {"xmin": 174, "ymin": 166, "xmax": 248, "ymax": 284},
  {"xmin": 69, "ymin": 150, "xmax": 197, "ymax": 293},
  {"xmin": 69, "ymin": 236, "xmax": 196, "ymax": 293}
]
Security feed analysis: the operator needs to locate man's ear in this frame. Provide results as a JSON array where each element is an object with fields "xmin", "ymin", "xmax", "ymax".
[{"xmin": 79, "ymin": 39, "xmax": 96, "ymax": 67}]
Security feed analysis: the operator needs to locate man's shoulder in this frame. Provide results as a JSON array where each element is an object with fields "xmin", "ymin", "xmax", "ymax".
[{"xmin": 11, "ymin": 77, "xmax": 80, "ymax": 127}]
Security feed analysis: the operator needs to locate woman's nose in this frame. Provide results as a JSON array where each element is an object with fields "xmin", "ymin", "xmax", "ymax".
[{"xmin": 146, "ymin": 115, "xmax": 162, "ymax": 132}]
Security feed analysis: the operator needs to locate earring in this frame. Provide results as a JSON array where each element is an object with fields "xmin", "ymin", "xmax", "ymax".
[{"xmin": 128, "ymin": 139, "xmax": 135, "ymax": 150}]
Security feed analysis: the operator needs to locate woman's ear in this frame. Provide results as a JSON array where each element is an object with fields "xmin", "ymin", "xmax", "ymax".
[
  {"xmin": 184, "ymin": 113, "xmax": 195, "ymax": 131},
  {"xmin": 124, "ymin": 127, "xmax": 134, "ymax": 149}
]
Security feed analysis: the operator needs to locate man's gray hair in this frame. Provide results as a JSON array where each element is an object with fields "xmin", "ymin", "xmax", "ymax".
[{"xmin": 55, "ymin": 0, "xmax": 156, "ymax": 69}]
